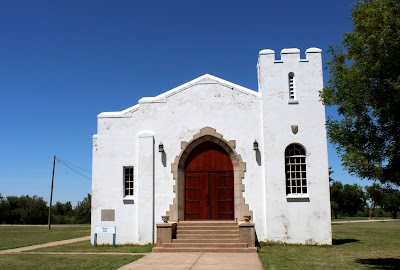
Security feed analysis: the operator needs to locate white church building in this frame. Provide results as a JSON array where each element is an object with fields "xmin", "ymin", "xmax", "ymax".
[{"xmin": 91, "ymin": 47, "xmax": 332, "ymax": 246}]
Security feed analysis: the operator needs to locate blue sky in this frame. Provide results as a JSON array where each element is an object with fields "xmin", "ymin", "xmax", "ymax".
[{"xmin": 0, "ymin": 0, "xmax": 362, "ymax": 205}]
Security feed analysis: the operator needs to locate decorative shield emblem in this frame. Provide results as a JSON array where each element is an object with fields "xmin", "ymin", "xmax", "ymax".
[{"xmin": 291, "ymin": 125, "xmax": 298, "ymax": 134}]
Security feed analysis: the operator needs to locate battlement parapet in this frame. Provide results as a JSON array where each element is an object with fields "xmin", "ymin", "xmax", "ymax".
[{"xmin": 258, "ymin": 47, "xmax": 322, "ymax": 64}]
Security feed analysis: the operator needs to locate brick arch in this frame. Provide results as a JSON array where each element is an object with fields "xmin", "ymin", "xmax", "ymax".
[{"xmin": 166, "ymin": 127, "xmax": 252, "ymax": 221}]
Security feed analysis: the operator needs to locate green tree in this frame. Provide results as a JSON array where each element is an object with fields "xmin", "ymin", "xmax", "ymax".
[
  {"xmin": 23, "ymin": 195, "xmax": 48, "ymax": 224},
  {"xmin": 52, "ymin": 201, "xmax": 73, "ymax": 216},
  {"xmin": 381, "ymin": 185, "xmax": 400, "ymax": 219},
  {"xmin": 342, "ymin": 184, "xmax": 366, "ymax": 216},
  {"xmin": 74, "ymin": 193, "xmax": 91, "ymax": 224},
  {"xmin": 53, "ymin": 201, "xmax": 64, "ymax": 216},
  {"xmin": 329, "ymin": 167, "xmax": 334, "ymax": 182},
  {"xmin": 63, "ymin": 201, "xmax": 73, "ymax": 216},
  {"xmin": 320, "ymin": 0, "xmax": 400, "ymax": 186},
  {"xmin": 365, "ymin": 183, "xmax": 384, "ymax": 218},
  {"xmin": 0, "ymin": 193, "xmax": 8, "ymax": 224},
  {"xmin": 52, "ymin": 201, "xmax": 75, "ymax": 224},
  {"xmin": 330, "ymin": 181, "xmax": 344, "ymax": 219},
  {"xmin": 3, "ymin": 195, "xmax": 47, "ymax": 224}
]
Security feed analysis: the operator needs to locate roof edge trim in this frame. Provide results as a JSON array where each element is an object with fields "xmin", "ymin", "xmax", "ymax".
[
  {"xmin": 97, "ymin": 104, "xmax": 139, "ymax": 118},
  {"xmin": 97, "ymin": 74, "xmax": 260, "ymax": 117},
  {"xmin": 139, "ymin": 74, "xmax": 260, "ymax": 103}
]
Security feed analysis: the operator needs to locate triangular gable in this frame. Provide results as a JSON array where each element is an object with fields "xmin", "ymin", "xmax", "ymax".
[
  {"xmin": 139, "ymin": 74, "xmax": 259, "ymax": 104},
  {"xmin": 98, "ymin": 74, "xmax": 260, "ymax": 118}
]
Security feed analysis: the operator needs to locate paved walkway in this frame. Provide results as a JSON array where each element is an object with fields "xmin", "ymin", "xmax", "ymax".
[
  {"xmin": 118, "ymin": 252, "xmax": 263, "ymax": 270},
  {"xmin": 20, "ymin": 251, "xmax": 146, "ymax": 255},
  {"xmin": 0, "ymin": 236, "xmax": 90, "ymax": 254}
]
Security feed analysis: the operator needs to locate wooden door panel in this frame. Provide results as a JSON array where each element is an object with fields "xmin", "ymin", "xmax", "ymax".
[
  {"xmin": 184, "ymin": 172, "xmax": 208, "ymax": 220},
  {"xmin": 209, "ymin": 172, "xmax": 234, "ymax": 220},
  {"xmin": 217, "ymin": 172, "xmax": 234, "ymax": 220},
  {"xmin": 184, "ymin": 142, "xmax": 234, "ymax": 220},
  {"xmin": 185, "ymin": 142, "xmax": 233, "ymax": 172}
]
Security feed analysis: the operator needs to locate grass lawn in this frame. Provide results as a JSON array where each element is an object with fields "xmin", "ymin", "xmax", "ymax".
[
  {"xmin": 258, "ymin": 220, "xmax": 400, "ymax": 269},
  {"xmin": 0, "ymin": 225, "xmax": 90, "ymax": 250},
  {"xmin": 0, "ymin": 254, "xmax": 142, "ymax": 270},
  {"xmin": 27, "ymin": 240, "xmax": 155, "ymax": 253}
]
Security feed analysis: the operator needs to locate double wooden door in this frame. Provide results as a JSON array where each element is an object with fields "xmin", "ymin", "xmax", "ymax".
[{"xmin": 184, "ymin": 142, "xmax": 234, "ymax": 220}]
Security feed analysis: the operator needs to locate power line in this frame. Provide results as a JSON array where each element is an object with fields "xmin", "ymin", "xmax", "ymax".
[
  {"xmin": 57, "ymin": 158, "xmax": 92, "ymax": 173},
  {"xmin": 56, "ymin": 157, "xmax": 92, "ymax": 181}
]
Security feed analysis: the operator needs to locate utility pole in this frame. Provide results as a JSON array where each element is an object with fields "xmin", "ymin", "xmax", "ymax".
[{"xmin": 48, "ymin": 155, "xmax": 56, "ymax": 230}]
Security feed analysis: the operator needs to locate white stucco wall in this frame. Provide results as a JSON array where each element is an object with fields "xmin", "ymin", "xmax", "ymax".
[
  {"xmin": 258, "ymin": 48, "xmax": 331, "ymax": 244},
  {"xmin": 91, "ymin": 48, "xmax": 331, "ymax": 245},
  {"xmin": 92, "ymin": 75, "xmax": 266, "ymax": 244}
]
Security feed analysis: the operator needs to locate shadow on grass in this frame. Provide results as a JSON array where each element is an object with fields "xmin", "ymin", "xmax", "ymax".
[
  {"xmin": 356, "ymin": 258, "xmax": 400, "ymax": 269},
  {"xmin": 332, "ymin": 238, "xmax": 360, "ymax": 245}
]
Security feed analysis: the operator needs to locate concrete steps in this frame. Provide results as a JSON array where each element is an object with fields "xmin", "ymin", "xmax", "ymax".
[
  {"xmin": 178, "ymin": 226, "xmax": 239, "ymax": 231},
  {"xmin": 177, "ymin": 229, "xmax": 239, "ymax": 234},
  {"xmin": 163, "ymin": 243, "xmax": 248, "ymax": 248},
  {"xmin": 172, "ymin": 239, "xmax": 241, "ymax": 243},
  {"xmin": 153, "ymin": 221, "xmax": 257, "ymax": 253},
  {"xmin": 152, "ymin": 247, "xmax": 258, "ymax": 253},
  {"xmin": 176, "ymin": 233, "xmax": 239, "ymax": 239}
]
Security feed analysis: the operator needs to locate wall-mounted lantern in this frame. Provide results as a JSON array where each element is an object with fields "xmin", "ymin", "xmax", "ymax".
[
  {"xmin": 159, "ymin": 142, "xmax": 164, "ymax": 153},
  {"xmin": 253, "ymin": 140, "xmax": 259, "ymax": 151}
]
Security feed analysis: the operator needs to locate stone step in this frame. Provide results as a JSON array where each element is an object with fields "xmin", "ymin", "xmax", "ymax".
[
  {"xmin": 163, "ymin": 243, "xmax": 248, "ymax": 248},
  {"xmin": 177, "ymin": 226, "xmax": 238, "ymax": 231},
  {"xmin": 176, "ymin": 234, "xmax": 239, "ymax": 239},
  {"xmin": 172, "ymin": 239, "xmax": 241, "ymax": 243},
  {"xmin": 177, "ymin": 230, "xmax": 239, "ymax": 234},
  {"xmin": 153, "ymin": 221, "xmax": 256, "ymax": 253},
  {"xmin": 177, "ymin": 221, "xmax": 237, "ymax": 227},
  {"xmin": 153, "ymin": 247, "xmax": 257, "ymax": 253}
]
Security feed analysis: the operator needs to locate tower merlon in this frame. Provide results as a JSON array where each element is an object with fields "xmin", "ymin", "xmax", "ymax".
[
  {"xmin": 306, "ymin": 47, "xmax": 322, "ymax": 53},
  {"xmin": 259, "ymin": 49, "xmax": 275, "ymax": 55},
  {"xmin": 305, "ymin": 47, "xmax": 322, "ymax": 63},
  {"xmin": 281, "ymin": 48, "xmax": 300, "ymax": 54},
  {"xmin": 258, "ymin": 47, "xmax": 322, "ymax": 65}
]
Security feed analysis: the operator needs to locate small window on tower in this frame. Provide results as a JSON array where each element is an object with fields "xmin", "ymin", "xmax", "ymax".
[
  {"xmin": 288, "ymin": 72, "xmax": 298, "ymax": 104},
  {"xmin": 123, "ymin": 167, "xmax": 134, "ymax": 197},
  {"xmin": 288, "ymin": 72, "xmax": 295, "ymax": 100}
]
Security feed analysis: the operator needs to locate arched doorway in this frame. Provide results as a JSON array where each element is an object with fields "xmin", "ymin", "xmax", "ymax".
[
  {"xmin": 168, "ymin": 127, "xmax": 252, "ymax": 222},
  {"xmin": 184, "ymin": 141, "xmax": 234, "ymax": 220}
]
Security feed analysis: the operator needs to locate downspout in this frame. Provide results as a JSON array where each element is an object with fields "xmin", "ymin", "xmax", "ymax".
[{"xmin": 152, "ymin": 137, "xmax": 155, "ymax": 244}]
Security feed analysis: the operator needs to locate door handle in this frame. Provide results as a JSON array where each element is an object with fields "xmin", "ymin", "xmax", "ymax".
[{"xmin": 206, "ymin": 194, "xmax": 210, "ymax": 206}]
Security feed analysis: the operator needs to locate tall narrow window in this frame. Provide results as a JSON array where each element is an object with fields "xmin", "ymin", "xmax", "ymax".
[
  {"xmin": 285, "ymin": 144, "xmax": 307, "ymax": 195},
  {"xmin": 124, "ymin": 167, "xmax": 134, "ymax": 196},
  {"xmin": 288, "ymin": 72, "xmax": 295, "ymax": 100}
]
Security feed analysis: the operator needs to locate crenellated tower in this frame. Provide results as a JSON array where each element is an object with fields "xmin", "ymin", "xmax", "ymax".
[{"xmin": 257, "ymin": 48, "xmax": 332, "ymax": 244}]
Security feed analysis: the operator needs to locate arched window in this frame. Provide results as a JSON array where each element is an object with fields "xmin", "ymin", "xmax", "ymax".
[
  {"xmin": 285, "ymin": 144, "xmax": 307, "ymax": 195},
  {"xmin": 288, "ymin": 72, "xmax": 295, "ymax": 100}
]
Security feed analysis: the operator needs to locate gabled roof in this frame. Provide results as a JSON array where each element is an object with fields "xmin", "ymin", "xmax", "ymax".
[{"xmin": 98, "ymin": 74, "xmax": 260, "ymax": 118}]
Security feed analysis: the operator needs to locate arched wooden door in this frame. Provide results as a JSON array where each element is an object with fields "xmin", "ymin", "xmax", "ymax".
[{"xmin": 184, "ymin": 141, "xmax": 234, "ymax": 220}]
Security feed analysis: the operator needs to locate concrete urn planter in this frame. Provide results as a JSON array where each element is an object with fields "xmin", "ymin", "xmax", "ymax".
[
  {"xmin": 243, "ymin": 215, "xmax": 251, "ymax": 223},
  {"xmin": 161, "ymin": 215, "xmax": 169, "ymax": 223}
]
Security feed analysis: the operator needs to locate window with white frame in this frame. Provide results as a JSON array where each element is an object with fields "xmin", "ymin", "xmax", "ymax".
[
  {"xmin": 285, "ymin": 144, "xmax": 307, "ymax": 195},
  {"xmin": 124, "ymin": 167, "xmax": 134, "ymax": 197},
  {"xmin": 288, "ymin": 72, "xmax": 295, "ymax": 100}
]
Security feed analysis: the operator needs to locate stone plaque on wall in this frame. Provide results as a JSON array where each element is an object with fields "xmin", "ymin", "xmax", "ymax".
[{"xmin": 101, "ymin": 209, "xmax": 115, "ymax": 221}]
